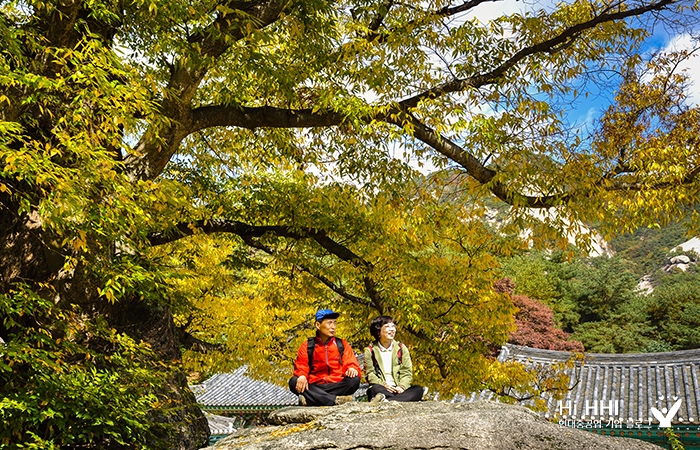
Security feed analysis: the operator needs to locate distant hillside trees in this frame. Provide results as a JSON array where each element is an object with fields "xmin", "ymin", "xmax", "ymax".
[
  {"xmin": 648, "ymin": 270, "xmax": 700, "ymax": 350},
  {"xmin": 501, "ymin": 251, "xmax": 700, "ymax": 353},
  {"xmin": 611, "ymin": 221, "xmax": 690, "ymax": 276}
]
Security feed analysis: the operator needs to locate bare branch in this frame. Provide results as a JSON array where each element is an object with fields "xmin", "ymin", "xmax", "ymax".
[{"xmin": 352, "ymin": 0, "xmax": 505, "ymax": 47}]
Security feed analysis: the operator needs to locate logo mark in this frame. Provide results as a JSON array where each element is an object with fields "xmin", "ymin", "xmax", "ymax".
[{"xmin": 650, "ymin": 396, "xmax": 682, "ymax": 428}]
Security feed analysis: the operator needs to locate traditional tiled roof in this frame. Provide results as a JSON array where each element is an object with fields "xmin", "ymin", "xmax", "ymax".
[
  {"xmin": 203, "ymin": 411, "xmax": 237, "ymax": 436},
  {"xmin": 193, "ymin": 367, "xmax": 298, "ymax": 411},
  {"xmin": 457, "ymin": 344, "xmax": 700, "ymax": 425}
]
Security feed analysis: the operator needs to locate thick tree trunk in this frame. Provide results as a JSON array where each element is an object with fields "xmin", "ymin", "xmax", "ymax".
[
  {"xmin": 0, "ymin": 194, "xmax": 209, "ymax": 449},
  {"xmin": 106, "ymin": 297, "xmax": 210, "ymax": 449},
  {"xmin": 0, "ymin": 1, "xmax": 211, "ymax": 446}
]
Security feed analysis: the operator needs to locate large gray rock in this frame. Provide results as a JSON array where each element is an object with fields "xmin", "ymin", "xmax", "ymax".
[
  {"xmin": 670, "ymin": 255, "xmax": 691, "ymax": 264},
  {"xmin": 203, "ymin": 400, "xmax": 662, "ymax": 450}
]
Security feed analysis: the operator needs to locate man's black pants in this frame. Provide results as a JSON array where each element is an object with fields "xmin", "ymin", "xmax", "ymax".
[
  {"xmin": 288, "ymin": 376, "xmax": 360, "ymax": 406},
  {"xmin": 367, "ymin": 383, "xmax": 424, "ymax": 402}
]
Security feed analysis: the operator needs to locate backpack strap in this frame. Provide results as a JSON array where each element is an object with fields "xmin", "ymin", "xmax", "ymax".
[
  {"xmin": 335, "ymin": 338, "xmax": 345, "ymax": 367},
  {"xmin": 369, "ymin": 343, "xmax": 381, "ymax": 377},
  {"xmin": 306, "ymin": 336, "xmax": 344, "ymax": 375},
  {"xmin": 396, "ymin": 341, "xmax": 403, "ymax": 365},
  {"xmin": 306, "ymin": 337, "xmax": 316, "ymax": 375}
]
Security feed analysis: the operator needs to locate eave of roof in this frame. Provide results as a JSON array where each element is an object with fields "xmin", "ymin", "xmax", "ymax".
[
  {"xmin": 191, "ymin": 367, "xmax": 297, "ymax": 408},
  {"xmin": 484, "ymin": 344, "xmax": 700, "ymax": 425}
]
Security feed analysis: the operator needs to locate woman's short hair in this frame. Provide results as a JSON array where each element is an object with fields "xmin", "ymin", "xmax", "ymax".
[{"xmin": 370, "ymin": 315, "xmax": 394, "ymax": 341}]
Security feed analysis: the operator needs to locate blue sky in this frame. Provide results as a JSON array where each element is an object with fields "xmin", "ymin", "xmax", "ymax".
[{"xmin": 463, "ymin": 0, "xmax": 700, "ymax": 133}]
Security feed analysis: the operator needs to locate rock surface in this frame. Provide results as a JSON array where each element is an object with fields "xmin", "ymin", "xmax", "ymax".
[
  {"xmin": 203, "ymin": 400, "xmax": 662, "ymax": 450},
  {"xmin": 670, "ymin": 255, "xmax": 691, "ymax": 264}
]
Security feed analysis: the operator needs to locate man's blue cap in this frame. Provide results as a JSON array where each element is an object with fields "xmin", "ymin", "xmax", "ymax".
[{"xmin": 315, "ymin": 308, "xmax": 340, "ymax": 322}]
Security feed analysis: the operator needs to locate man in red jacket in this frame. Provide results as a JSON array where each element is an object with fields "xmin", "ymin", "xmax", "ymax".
[{"xmin": 288, "ymin": 308, "xmax": 361, "ymax": 406}]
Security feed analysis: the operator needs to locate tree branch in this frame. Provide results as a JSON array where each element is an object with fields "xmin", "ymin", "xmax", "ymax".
[
  {"xmin": 366, "ymin": 0, "xmax": 394, "ymax": 34},
  {"xmin": 399, "ymin": 0, "xmax": 676, "ymax": 109},
  {"xmin": 190, "ymin": 105, "xmax": 346, "ymax": 132},
  {"xmin": 147, "ymin": 219, "xmax": 384, "ymax": 308},
  {"xmin": 187, "ymin": 94, "xmax": 698, "ymax": 211},
  {"xmin": 240, "ymin": 235, "xmax": 379, "ymax": 309},
  {"xmin": 405, "ymin": 325, "xmax": 449, "ymax": 378},
  {"xmin": 176, "ymin": 325, "xmax": 225, "ymax": 352},
  {"xmin": 187, "ymin": 0, "xmax": 288, "ymax": 57},
  {"xmin": 147, "ymin": 219, "xmax": 369, "ymax": 268},
  {"xmin": 387, "ymin": 109, "xmax": 572, "ymax": 207},
  {"xmin": 188, "ymin": 99, "xmax": 699, "ymax": 209},
  {"xmin": 147, "ymin": 219, "xmax": 305, "ymax": 245},
  {"xmin": 125, "ymin": 0, "xmax": 290, "ymax": 182},
  {"xmin": 348, "ymin": 0, "xmax": 505, "ymax": 49}
]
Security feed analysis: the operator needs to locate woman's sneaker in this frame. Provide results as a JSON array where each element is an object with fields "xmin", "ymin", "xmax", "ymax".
[{"xmin": 370, "ymin": 393, "xmax": 386, "ymax": 403}]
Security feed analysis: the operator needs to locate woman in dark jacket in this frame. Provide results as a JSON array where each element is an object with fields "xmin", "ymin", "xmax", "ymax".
[{"xmin": 363, "ymin": 315, "xmax": 423, "ymax": 402}]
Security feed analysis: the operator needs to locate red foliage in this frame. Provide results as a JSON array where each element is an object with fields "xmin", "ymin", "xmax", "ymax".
[
  {"xmin": 494, "ymin": 278, "xmax": 516, "ymax": 296},
  {"xmin": 509, "ymin": 294, "xmax": 584, "ymax": 352},
  {"xmin": 495, "ymin": 278, "xmax": 583, "ymax": 352}
]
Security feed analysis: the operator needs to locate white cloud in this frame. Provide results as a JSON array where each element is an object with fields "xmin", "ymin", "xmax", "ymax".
[
  {"xmin": 464, "ymin": 1, "xmax": 522, "ymax": 24},
  {"xmin": 464, "ymin": 0, "xmax": 556, "ymax": 25},
  {"xmin": 660, "ymin": 32, "xmax": 700, "ymax": 106}
]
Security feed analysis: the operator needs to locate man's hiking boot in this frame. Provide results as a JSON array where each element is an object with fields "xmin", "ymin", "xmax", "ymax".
[
  {"xmin": 334, "ymin": 395, "xmax": 353, "ymax": 405},
  {"xmin": 370, "ymin": 393, "xmax": 386, "ymax": 403},
  {"xmin": 298, "ymin": 395, "xmax": 307, "ymax": 406}
]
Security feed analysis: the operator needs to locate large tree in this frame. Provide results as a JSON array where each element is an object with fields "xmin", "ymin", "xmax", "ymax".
[{"xmin": 1, "ymin": 0, "xmax": 699, "ymax": 448}]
